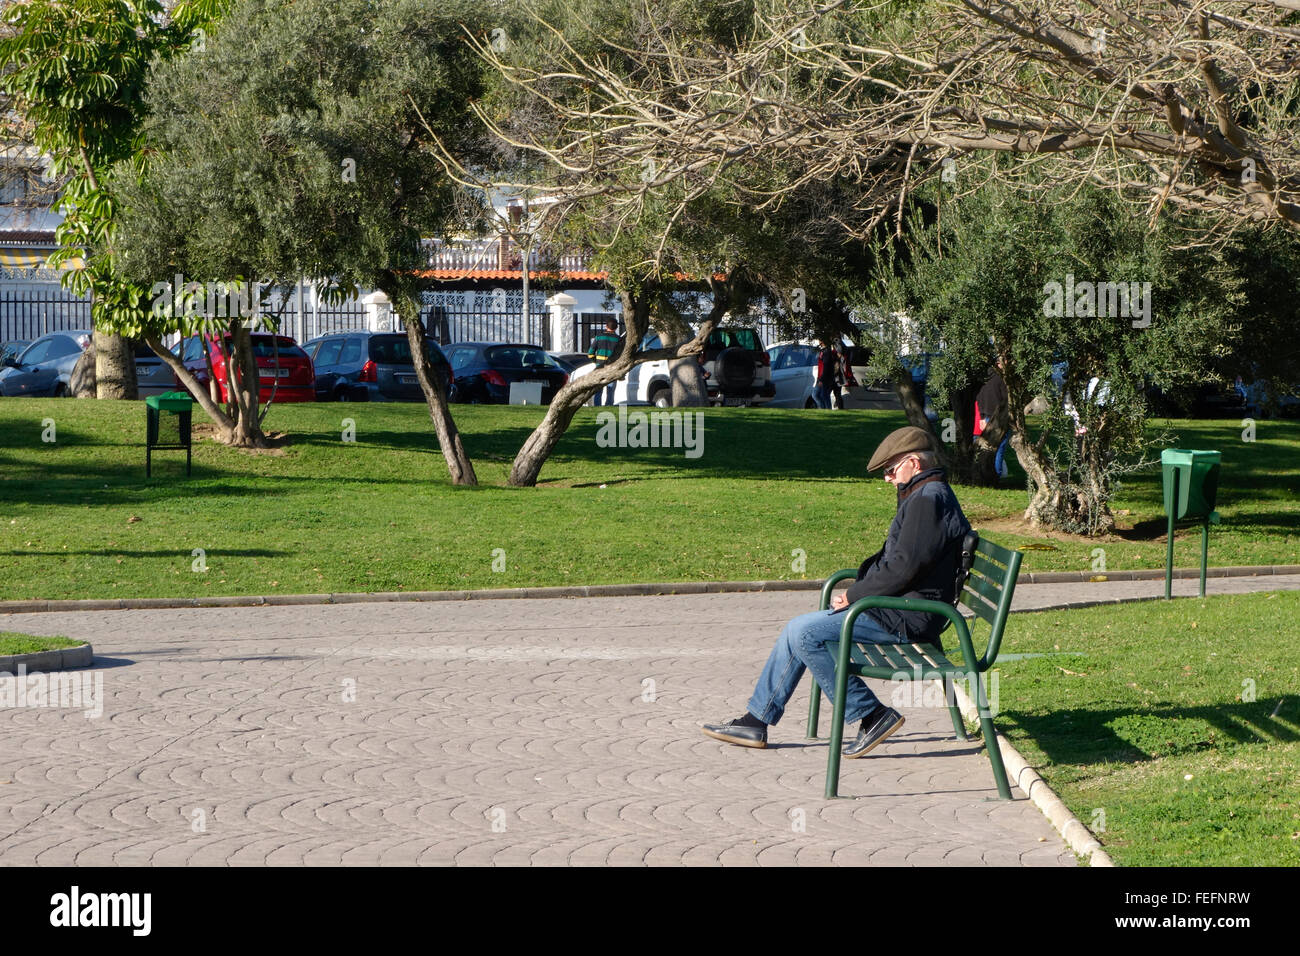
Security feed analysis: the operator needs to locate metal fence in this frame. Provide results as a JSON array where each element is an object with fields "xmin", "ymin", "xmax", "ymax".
[
  {"xmin": 0, "ymin": 287, "xmax": 93, "ymax": 343},
  {"xmin": 419, "ymin": 288, "xmax": 547, "ymax": 347},
  {"xmin": 569, "ymin": 311, "xmax": 787, "ymax": 354}
]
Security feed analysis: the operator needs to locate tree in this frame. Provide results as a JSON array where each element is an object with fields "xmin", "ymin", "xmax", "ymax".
[
  {"xmin": 0, "ymin": 0, "xmax": 227, "ymax": 400},
  {"xmin": 108, "ymin": 0, "xmax": 493, "ymax": 470},
  {"xmin": 886, "ymin": 173, "xmax": 1239, "ymax": 533},
  {"xmin": 506, "ymin": 0, "xmax": 1300, "ymax": 241}
]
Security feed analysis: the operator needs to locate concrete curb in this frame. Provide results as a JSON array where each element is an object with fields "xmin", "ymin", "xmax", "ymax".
[
  {"xmin": 1018, "ymin": 564, "xmax": 1300, "ymax": 584},
  {"xmin": 0, "ymin": 642, "xmax": 94, "ymax": 673},
  {"xmin": 945, "ymin": 678, "xmax": 1115, "ymax": 867},
  {"xmin": 1, "ymin": 564, "xmax": 1297, "ymax": 616}
]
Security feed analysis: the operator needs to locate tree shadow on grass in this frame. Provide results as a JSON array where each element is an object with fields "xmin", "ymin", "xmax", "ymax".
[
  {"xmin": 1002, "ymin": 699, "xmax": 1298, "ymax": 769},
  {"xmin": 1116, "ymin": 511, "xmax": 1300, "ymax": 541}
]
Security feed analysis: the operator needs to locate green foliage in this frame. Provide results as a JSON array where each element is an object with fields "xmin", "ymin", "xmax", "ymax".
[
  {"xmin": 0, "ymin": 0, "xmax": 228, "ymax": 331},
  {"xmin": 108, "ymin": 0, "xmax": 494, "ymax": 314},
  {"xmin": 873, "ymin": 169, "xmax": 1241, "ymax": 530}
]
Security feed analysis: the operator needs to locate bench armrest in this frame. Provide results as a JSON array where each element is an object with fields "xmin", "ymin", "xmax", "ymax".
[{"xmin": 819, "ymin": 569, "xmax": 860, "ymax": 610}]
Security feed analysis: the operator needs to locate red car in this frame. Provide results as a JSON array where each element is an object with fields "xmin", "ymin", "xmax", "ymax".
[{"xmin": 175, "ymin": 332, "xmax": 315, "ymax": 403}]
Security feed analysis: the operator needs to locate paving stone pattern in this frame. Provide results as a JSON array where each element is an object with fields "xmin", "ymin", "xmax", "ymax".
[{"xmin": 2, "ymin": 575, "xmax": 1293, "ymax": 866}]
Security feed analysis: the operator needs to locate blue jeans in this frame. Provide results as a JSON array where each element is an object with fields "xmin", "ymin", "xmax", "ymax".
[
  {"xmin": 591, "ymin": 373, "xmax": 616, "ymax": 406},
  {"xmin": 995, "ymin": 435, "xmax": 1009, "ymax": 474},
  {"xmin": 747, "ymin": 608, "xmax": 906, "ymax": 726}
]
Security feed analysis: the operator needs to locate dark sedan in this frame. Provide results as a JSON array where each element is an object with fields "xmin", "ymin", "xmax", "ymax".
[
  {"xmin": 444, "ymin": 342, "xmax": 570, "ymax": 405},
  {"xmin": 0, "ymin": 330, "xmax": 92, "ymax": 397},
  {"xmin": 302, "ymin": 331, "xmax": 451, "ymax": 402}
]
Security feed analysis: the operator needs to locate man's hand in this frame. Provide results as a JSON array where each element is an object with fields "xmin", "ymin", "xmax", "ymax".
[{"xmin": 830, "ymin": 592, "xmax": 849, "ymax": 611}]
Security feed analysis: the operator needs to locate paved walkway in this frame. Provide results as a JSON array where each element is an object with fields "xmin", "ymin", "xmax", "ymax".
[{"xmin": 1, "ymin": 574, "xmax": 1295, "ymax": 866}]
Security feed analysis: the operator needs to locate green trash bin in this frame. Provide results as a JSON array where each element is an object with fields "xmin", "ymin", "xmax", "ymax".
[
  {"xmin": 145, "ymin": 390, "xmax": 193, "ymax": 477},
  {"xmin": 1161, "ymin": 449, "xmax": 1221, "ymax": 599}
]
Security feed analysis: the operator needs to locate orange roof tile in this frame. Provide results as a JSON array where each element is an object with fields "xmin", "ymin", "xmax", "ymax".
[{"xmin": 412, "ymin": 268, "xmax": 609, "ymax": 282}]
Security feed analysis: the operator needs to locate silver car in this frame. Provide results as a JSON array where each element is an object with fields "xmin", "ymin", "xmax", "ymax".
[{"xmin": 0, "ymin": 330, "xmax": 92, "ymax": 397}]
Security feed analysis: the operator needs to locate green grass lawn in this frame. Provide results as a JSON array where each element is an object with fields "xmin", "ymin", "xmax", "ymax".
[
  {"xmin": 0, "ymin": 398, "xmax": 1295, "ymax": 601},
  {"xmin": 0, "ymin": 632, "xmax": 85, "ymax": 655},
  {"xmin": 970, "ymin": 591, "xmax": 1300, "ymax": 866}
]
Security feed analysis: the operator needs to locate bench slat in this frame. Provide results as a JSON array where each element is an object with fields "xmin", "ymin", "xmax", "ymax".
[
  {"xmin": 971, "ymin": 550, "xmax": 1008, "ymax": 581},
  {"xmin": 964, "ymin": 566, "xmax": 1007, "ymax": 607},
  {"xmin": 960, "ymin": 588, "xmax": 1000, "ymax": 626},
  {"xmin": 976, "ymin": 537, "xmax": 1017, "ymax": 567}
]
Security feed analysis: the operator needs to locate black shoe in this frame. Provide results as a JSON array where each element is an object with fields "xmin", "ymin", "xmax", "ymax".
[
  {"xmin": 843, "ymin": 707, "xmax": 904, "ymax": 758},
  {"xmin": 702, "ymin": 718, "xmax": 768, "ymax": 749}
]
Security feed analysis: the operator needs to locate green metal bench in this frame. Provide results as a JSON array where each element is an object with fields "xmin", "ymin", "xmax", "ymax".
[{"xmin": 807, "ymin": 536, "xmax": 1023, "ymax": 800}]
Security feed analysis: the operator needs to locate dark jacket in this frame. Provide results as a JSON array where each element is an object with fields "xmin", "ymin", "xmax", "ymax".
[
  {"xmin": 843, "ymin": 467, "xmax": 971, "ymax": 647},
  {"xmin": 975, "ymin": 369, "xmax": 1007, "ymax": 430}
]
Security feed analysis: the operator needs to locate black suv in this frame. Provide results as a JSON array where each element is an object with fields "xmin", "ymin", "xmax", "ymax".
[{"xmin": 302, "ymin": 331, "xmax": 451, "ymax": 402}]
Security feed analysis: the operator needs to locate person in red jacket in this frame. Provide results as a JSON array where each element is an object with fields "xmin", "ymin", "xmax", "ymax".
[{"xmin": 813, "ymin": 341, "xmax": 842, "ymax": 409}]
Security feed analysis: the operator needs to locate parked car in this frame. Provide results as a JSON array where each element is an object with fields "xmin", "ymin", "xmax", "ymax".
[
  {"xmin": 570, "ymin": 326, "xmax": 775, "ymax": 407},
  {"xmin": 302, "ymin": 331, "xmax": 451, "ymax": 402},
  {"xmin": 133, "ymin": 340, "xmax": 179, "ymax": 398},
  {"xmin": 699, "ymin": 326, "xmax": 775, "ymax": 406},
  {"xmin": 766, "ymin": 342, "xmax": 820, "ymax": 408},
  {"xmin": 547, "ymin": 351, "xmax": 590, "ymax": 373},
  {"xmin": 175, "ymin": 332, "xmax": 315, "ymax": 403},
  {"xmin": 0, "ymin": 330, "xmax": 91, "ymax": 397},
  {"xmin": 444, "ymin": 342, "xmax": 569, "ymax": 404}
]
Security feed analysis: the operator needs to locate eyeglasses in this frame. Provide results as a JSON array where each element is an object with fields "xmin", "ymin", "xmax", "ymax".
[{"xmin": 884, "ymin": 456, "xmax": 914, "ymax": 479}]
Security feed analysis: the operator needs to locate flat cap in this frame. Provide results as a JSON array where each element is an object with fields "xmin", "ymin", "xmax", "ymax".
[{"xmin": 867, "ymin": 425, "xmax": 937, "ymax": 472}]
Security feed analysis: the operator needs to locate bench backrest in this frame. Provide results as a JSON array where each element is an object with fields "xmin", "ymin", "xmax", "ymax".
[{"xmin": 958, "ymin": 536, "xmax": 1023, "ymax": 664}]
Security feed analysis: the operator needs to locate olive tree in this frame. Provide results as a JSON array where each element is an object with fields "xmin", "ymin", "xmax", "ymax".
[{"xmin": 109, "ymin": 0, "xmax": 494, "ymax": 470}]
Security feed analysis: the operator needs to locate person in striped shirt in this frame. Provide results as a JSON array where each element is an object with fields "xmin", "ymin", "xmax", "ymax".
[{"xmin": 587, "ymin": 319, "xmax": 621, "ymax": 406}]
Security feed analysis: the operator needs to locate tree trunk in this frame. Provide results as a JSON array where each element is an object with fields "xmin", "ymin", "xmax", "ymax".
[
  {"xmin": 656, "ymin": 315, "xmax": 707, "ymax": 406},
  {"xmin": 1005, "ymin": 375, "xmax": 1115, "ymax": 535},
  {"xmin": 508, "ymin": 286, "xmax": 727, "ymax": 487},
  {"xmin": 893, "ymin": 368, "xmax": 930, "ymax": 430},
  {"xmin": 509, "ymin": 291, "xmax": 650, "ymax": 487},
  {"xmin": 71, "ymin": 341, "xmax": 97, "ymax": 398},
  {"xmin": 93, "ymin": 330, "xmax": 137, "ymax": 400},
  {"xmin": 224, "ymin": 320, "xmax": 268, "ymax": 447},
  {"xmin": 390, "ymin": 287, "xmax": 477, "ymax": 486},
  {"xmin": 143, "ymin": 333, "xmax": 240, "ymax": 442}
]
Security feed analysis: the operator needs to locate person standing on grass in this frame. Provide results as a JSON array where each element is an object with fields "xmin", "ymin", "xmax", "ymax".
[
  {"xmin": 701, "ymin": 426, "xmax": 972, "ymax": 757},
  {"xmin": 814, "ymin": 340, "xmax": 842, "ymax": 410},
  {"xmin": 975, "ymin": 357, "xmax": 1010, "ymax": 479},
  {"xmin": 587, "ymin": 318, "xmax": 621, "ymax": 406}
]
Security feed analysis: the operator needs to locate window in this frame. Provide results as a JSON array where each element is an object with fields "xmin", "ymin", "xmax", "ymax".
[
  {"xmin": 447, "ymin": 347, "xmax": 479, "ymax": 371},
  {"xmin": 314, "ymin": 339, "xmax": 343, "ymax": 367},
  {"xmin": 708, "ymin": 329, "xmax": 762, "ymax": 351},
  {"xmin": 245, "ymin": 336, "xmax": 304, "ymax": 358},
  {"xmin": 339, "ymin": 337, "xmax": 362, "ymax": 364},
  {"xmin": 19, "ymin": 338, "xmax": 53, "ymax": 365},
  {"xmin": 486, "ymin": 346, "xmax": 558, "ymax": 369},
  {"xmin": 47, "ymin": 336, "xmax": 83, "ymax": 359},
  {"xmin": 0, "ymin": 173, "xmax": 28, "ymax": 205}
]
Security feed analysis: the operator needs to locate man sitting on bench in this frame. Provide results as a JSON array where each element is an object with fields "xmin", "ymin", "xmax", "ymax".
[{"xmin": 702, "ymin": 426, "xmax": 972, "ymax": 757}]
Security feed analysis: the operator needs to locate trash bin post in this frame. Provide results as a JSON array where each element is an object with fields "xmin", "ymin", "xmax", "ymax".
[{"xmin": 1160, "ymin": 449, "xmax": 1221, "ymax": 600}]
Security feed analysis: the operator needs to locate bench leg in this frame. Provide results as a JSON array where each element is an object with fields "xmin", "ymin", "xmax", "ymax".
[
  {"xmin": 975, "ymin": 671, "xmax": 1012, "ymax": 800},
  {"xmin": 823, "ymin": 637, "xmax": 854, "ymax": 799},
  {"xmin": 944, "ymin": 674, "xmax": 968, "ymax": 741},
  {"xmin": 806, "ymin": 678, "xmax": 821, "ymax": 738}
]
